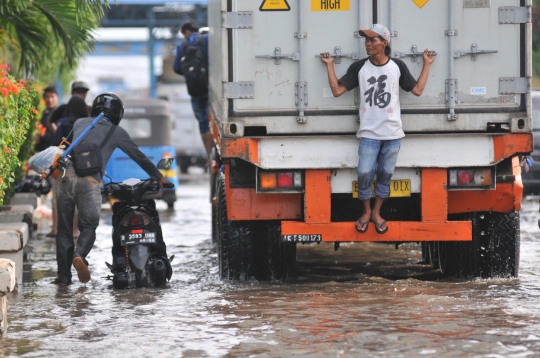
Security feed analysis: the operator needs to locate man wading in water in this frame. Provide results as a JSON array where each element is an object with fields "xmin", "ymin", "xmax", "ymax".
[{"xmin": 320, "ymin": 24, "xmax": 435, "ymax": 234}]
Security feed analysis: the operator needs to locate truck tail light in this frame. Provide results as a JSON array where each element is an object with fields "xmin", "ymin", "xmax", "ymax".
[
  {"xmin": 260, "ymin": 172, "xmax": 277, "ymax": 189},
  {"xmin": 448, "ymin": 168, "xmax": 494, "ymax": 189},
  {"xmin": 277, "ymin": 173, "xmax": 293, "ymax": 188},
  {"xmin": 258, "ymin": 170, "xmax": 304, "ymax": 192}
]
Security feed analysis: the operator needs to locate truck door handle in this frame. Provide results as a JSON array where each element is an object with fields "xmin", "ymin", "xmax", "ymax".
[
  {"xmin": 256, "ymin": 47, "xmax": 299, "ymax": 65},
  {"xmin": 393, "ymin": 45, "xmax": 438, "ymax": 63},
  {"xmin": 454, "ymin": 43, "xmax": 498, "ymax": 61},
  {"xmin": 314, "ymin": 46, "xmax": 359, "ymax": 64}
]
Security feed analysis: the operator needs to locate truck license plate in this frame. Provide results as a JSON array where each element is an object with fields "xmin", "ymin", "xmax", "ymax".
[
  {"xmin": 120, "ymin": 232, "xmax": 157, "ymax": 246},
  {"xmin": 352, "ymin": 180, "xmax": 411, "ymax": 198},
  {"xmin": 281, "ymin": 234, "xmax": 322, "ymax": 243}
]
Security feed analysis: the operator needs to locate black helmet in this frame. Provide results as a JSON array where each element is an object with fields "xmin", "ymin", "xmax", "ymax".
[{"xmin": 90, "ymin": 92, "xmax": 124, "ymax": 125}]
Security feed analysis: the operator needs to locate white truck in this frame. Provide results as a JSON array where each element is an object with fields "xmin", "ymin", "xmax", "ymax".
[
  {"xmin": 157, "ymin": 83, "xmax": 208, "ymax": 174},
  {"xmin": 208, "ymin": 0, "xmax": 532, "ymax": 280}
]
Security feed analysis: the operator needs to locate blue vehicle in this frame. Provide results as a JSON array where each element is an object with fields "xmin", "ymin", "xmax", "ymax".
[{"xmin": 104, "ymin": 98, "xmax": 178, "ymax": 208}]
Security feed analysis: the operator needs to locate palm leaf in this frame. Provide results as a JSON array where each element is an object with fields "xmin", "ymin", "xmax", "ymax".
[{"xmin": 0, "ymin": 0, "xmax": 111, "ymax": 81}]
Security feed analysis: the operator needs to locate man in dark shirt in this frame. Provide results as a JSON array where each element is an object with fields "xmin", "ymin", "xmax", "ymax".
[
  {"xmin": 34, "ymin": 86, "xmax": 58, "ymax": 152},
  {"xmin": 44, "ymin": 82, "xmax": 90, "ymax": 239},
  {"xmin": 47, "ymin": 80, "xmax": 91, "ymax": 133},
  {"xmin": 53, "ymin": 96, "xmax": 89, "ymax": 147},
  {"xmin": 54, "ymin": 94, "xmax": 173, "ymax": 285}
]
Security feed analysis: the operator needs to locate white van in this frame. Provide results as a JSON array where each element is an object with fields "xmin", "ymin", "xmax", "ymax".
[{"xmin": 158, "ymin": 83, "xmax": 207, "ymax": 173}]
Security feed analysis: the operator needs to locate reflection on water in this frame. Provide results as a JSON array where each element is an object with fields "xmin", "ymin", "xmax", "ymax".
[{"xmin": 2, "ymin": 176, "xmax": 540, "ymax": 357}]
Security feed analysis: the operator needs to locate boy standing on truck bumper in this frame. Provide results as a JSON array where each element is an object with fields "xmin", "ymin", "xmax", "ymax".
[{"xmin": 321, "ymin": 24, "xmax": 435, "ymax": 234}]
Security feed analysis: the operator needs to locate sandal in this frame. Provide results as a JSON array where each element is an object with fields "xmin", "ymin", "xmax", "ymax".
[
  {"xmin": 372, "ymin": 219, "xmax": 388, "ymax": 234},
  {"xmin": 355, "ymin": 218, "xmax": 369, "ymax": 233}
]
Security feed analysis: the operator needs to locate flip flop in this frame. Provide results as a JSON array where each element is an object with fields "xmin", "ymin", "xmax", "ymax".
[
  {"xmin": 372, "ymin": 219, "xmax": 388, "ymax": 234},
  {"xmin": 355, "ymin": 218, "xmax": 369, "ymax": 233}
]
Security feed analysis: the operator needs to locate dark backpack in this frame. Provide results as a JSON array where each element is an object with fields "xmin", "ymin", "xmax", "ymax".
[
  {"xmin": 177, "ymin": 35, "xmax": 208, "ymax": 97},
  {"xmin": 72, "ymin": 143, "xmax": 105, "ymax": 177},
  {"xmin": 71, "ymin": 125, "xmax": 116, "ymax": 177}
]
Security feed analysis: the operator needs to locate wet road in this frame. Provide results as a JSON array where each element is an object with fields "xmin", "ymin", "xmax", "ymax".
[{"xmin": 2, "ymin": 173, "xmax": 540, "ymax": 357}]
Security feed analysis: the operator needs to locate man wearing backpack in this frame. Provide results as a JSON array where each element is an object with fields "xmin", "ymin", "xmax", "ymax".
[
  {"xmin": 173, "ymin": 21, "xmax": 214, "ymax": 164},
  {"xmin": 54, "ymin": 93, "xmax": 173, "ymax": 285}
]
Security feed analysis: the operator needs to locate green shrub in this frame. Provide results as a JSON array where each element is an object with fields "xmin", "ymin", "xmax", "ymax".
[{"xmin": 0, "ymin": 64, "xmax": 38, "ymax": 205}]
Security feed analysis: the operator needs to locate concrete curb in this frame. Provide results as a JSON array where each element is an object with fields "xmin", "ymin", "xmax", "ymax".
[
  {"xmin": 7, "ymin": 193, "xmax": 38, "ymax": 208},
  {"xmin": 0, "ymin": 259, "xmax": 16, "ymax": 336},
  {"xmin": 0, "ymin": 205, "xmax": 34, "ymax": 237},
  {"xmin": 0, "ymin": 222, "xmax": 29, "ymax": 286}
]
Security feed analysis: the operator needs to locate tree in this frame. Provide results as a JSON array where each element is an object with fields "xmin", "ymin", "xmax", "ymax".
[
  {"xmin": 0, "ymin": 65, "xmax": 38, "ymax": 204},
  {"xmin": 0, "ymin": 0, "xmax": 109, "ymax": 82},
  {"xmin": 0, "ymin": 0, "xmax": 110, "ymax": 204}
]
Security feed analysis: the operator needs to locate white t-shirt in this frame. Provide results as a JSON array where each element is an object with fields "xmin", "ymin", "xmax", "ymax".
[{"xmin": 339, "ymin": 57, "xmax": 417, "ymax": 140}]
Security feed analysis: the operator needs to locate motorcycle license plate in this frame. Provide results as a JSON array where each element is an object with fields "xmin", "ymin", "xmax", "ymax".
[
  {"xmin": 120, "ymin": 231, "xmax": 157, "ymax": 246},
  {"xmin": 352, "ymin": 180, "xmax": 411, "ymax": 198}
]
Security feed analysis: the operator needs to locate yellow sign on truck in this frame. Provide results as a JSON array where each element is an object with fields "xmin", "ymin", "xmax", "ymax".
[{"xmin": 311, "ymin": 0, "xmax": 350, "ymax": 11}]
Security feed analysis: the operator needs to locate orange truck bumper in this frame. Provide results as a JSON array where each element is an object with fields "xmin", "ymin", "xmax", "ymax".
[
  {"xmin": 281, "ymin": 221, "xmax": 472, "ymax": 242},
  {"xmin": 220, "ymin": 134, "xmax": 529, "ymax": 243},
  {"xmin": 281, "ymin": 169, "xmax": 474, "ymax": 242}
]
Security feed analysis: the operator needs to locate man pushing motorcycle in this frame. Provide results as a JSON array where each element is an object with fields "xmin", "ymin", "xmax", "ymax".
[{"xmin": 54, "ymin": 93, "xmax": 173, "ymax": 285}]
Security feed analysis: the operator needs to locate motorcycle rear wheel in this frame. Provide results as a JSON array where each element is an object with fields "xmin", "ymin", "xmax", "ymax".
[{"xmin": 135, "ymin": 267, "xmax": 156, "ymax": 288}]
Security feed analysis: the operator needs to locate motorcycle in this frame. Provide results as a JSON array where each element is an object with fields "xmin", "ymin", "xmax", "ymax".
[{"xmin": 102, "ymin": 158, "xmax": 175, "ymax": 289}]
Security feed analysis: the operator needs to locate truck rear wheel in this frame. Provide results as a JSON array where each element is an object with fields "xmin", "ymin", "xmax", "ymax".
[
  {"xmin": 488, "ymin": 212, "xmax": 520, "ymax": 278},
  {"xmin": 420, "ymin": 242, "xmax": 431, "ymax": 264},
  {"xmin": 429, "ymin": 242, "xmax": 439, "ymax": 269},
  {"xmin": 252, "ymin": 221, "xmax": 296, "ymax": 281},
  {"xmin": 216, "ymin": 172, "xmax": 253, "ymax": 280},
  {"xmin": 437, "ymin": 241, "xmax": 458, "ymax": 276},
  {"xmin": 442, "ymin": 213, "xmax": 488, "ymax": 278},
  {"xmin": 447, "ymin": 211, "xmax": 519, "ymax": 278},
  {"xmin": 210, "ymin": 147, "xmax": 220, "ymax": 245},
  {"xmin": 211, "ymin": 203, "xmax": 218, "ymax": 245}
]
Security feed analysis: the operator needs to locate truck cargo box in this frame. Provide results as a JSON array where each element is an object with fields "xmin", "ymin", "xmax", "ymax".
[{"xmin": 208, "ymin": 0, "xmax": 531, "ymax": 136}]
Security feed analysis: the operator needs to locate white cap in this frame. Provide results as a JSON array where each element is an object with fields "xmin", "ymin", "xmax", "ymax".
[{"xmin": 359, "ymin": 24, "xmax": 390, "ymax": 41}]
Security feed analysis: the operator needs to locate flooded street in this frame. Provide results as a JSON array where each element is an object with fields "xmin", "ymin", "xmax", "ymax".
[{"xmin": 2, "ymin": 173, "xmax": 540, "ymax": 357}]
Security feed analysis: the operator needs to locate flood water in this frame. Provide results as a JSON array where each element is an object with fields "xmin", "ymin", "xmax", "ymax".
[{"xmin": 2, "ymin": 172, "xmax": 540, "ymax": 357}]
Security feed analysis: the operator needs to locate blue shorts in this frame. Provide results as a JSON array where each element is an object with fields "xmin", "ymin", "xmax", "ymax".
[
  {"xmin": 191, "ymin": 96, "xmax": 210, "ymax": 134},
  {"xmin": 356, "ymin": 137, "xmax": 401, "ymax": 200}
]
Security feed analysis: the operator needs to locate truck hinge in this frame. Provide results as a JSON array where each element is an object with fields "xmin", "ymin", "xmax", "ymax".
[
  {"xmin": 393, "ymin": 45, "xmax": 438, "ymax": 63},
  {"xmin": 499, "ymin": 77, "xmax": 530, "ymax": 95},
  {"xmin": 314, "ymin": 46, "xmax": 359, "ymax": 63},
  {"xmin": 222, "ymin": 11, "xmax": 253, "ymax": 29},
  {"xmin": 255, "ymin": 47, "xmax": 299, "ymax": 65},
  {"xmin": 445, "ymin": 79, "xmax": 457, "ymax": 121},
  {"xmin": 223, "ymin": 82, "xmax": 255, "ymax": 99},
  {"xmin": 499, "ymin": 6, "xmax": 531, "ymax": 24},
  {"xmin": 295, "ymin": 82, "xmax": 308, "ymax": 108},
  {"xmin": 454, "ymin": 43, "xmax": 497, "ymax": 61}
]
